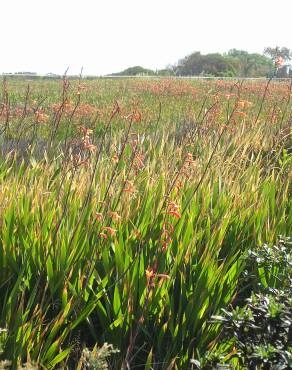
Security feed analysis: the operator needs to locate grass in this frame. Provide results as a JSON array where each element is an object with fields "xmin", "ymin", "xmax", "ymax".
[{"xmin": 0, "ymin": 77, "xmax": 291, "ymax": 369}]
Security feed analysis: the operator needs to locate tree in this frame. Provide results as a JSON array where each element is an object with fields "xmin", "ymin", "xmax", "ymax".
[
  {"xmin": 110, "ymin": 66, "xmax": 155, "ymax": 76},
  {"xmin": 175, "ymin": 52, "xmax": 236, "ymax": 77},
  {"xmin": 264, "ymin": 46, "xmax": 291, "ymax": 63},
  {"xmin": 227, "ymin": 49, "xmax": 273, "ymax": 77},
  {"xmin": 264, "ymin": 46, "xmax": 291, "ymax": 77},
  {"xmin": 175, "ymin": 52, "xmax": 203, "ymax": 76},
  {"xmin": 156, "ymin": 68, "xmax": 175, "ymax": 76},
  {"xmin": 200, "ymin": 53, "xmax": 236, "ymax": 77}
]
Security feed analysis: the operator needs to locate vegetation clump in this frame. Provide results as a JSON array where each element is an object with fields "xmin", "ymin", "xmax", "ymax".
[
  {"xmin": 0, "ymin": 76, "xmax": 291, "ymax": 368},
  {"xmin": 209, "ymin": 237, "xmax": 292, "ymax": 369}
]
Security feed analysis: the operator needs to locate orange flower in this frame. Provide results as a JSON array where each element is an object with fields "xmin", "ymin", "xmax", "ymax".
[
  {"xmin": 95, "ymin": 213, "xmax": 103, "ymax": 222},
  {"xmin": 168, "ymin": 210, "xmax": 181, "ymax": 219},
  {"xmin": 162, "ymin": 241, "xmax": 169, "ymax": 252},
  {"xmin": 145, "ymin": 268, "xmax": 154, "ymax": 280},
  {"xmin": 238, "ymin": 100, "xmax": 252, "ymax": 109},
  {"xmin": 123, "ymin": 180, "xmax": 136, "ymax": 194},
  {"xmin": 234, "ymin": 111, "xmax": 247, "ymax": 118},
  {"xmin": 161, "ymin": 238, "xmax": 172, "ymax": 252},
  {"xmin": 133, "ymin": 153, "xmax": 145, "ymax": 171},
  {"xmin": 185, "ymin": 152, "xmax": 196, "ymax": 166},
  {"xmin": 133, "ymin": 110, "xmax": 142, "ymax": 123},
  {"xmin": 166, "ymin": 201, "xmax": 181, "ymax": 219},
  {"xmin": 102, "ymin": 226, "xmax": 117, "ymax": 236},
  {"xmin": 175, "ymin": 180, "xmax": 184, "ymax": 190},
  {"xmin": 167, "ymin": 201, "xmax": 180, "ymax": 212},
  {"xmin": 145, "ymin": 267, "xmax": 170, "ymax": 282},
  {"xmin": 108, "ymin": 211, "xmax": 121, "ymax": 222},
  {"xmin": 84, "ymin": 143, "xmax": 97, "ymax": 153},
  {"xmin": 34, "ymin": 110, "xmax": 49, "ymax": 123}
]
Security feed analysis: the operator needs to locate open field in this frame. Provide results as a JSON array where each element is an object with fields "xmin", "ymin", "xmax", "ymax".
[{"xmin": 0, "ymin": 77, "xmax": 291, "ymax": 369}]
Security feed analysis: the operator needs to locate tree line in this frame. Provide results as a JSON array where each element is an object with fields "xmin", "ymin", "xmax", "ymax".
[{"xmin": 111, "ymin": 46, "xmax": 292, "ymax": 78}]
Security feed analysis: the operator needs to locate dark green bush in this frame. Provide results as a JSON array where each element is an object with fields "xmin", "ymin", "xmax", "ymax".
[{"xmin": 208, "ymin": 237, "xmax": 292, "ymax": 369}]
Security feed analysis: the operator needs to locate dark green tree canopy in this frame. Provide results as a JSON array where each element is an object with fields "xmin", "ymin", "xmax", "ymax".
[
  {"xmin": 227, "ymin": 49, "xmax": 273, "ymax": 77},
  {"xmin": 111, "ymin": 66, "xmax": 155, "ymax": 76},
  {"xmin": 175, "ymin": 52, "xmax": 236, "ymax": 77},
  {"xmin": 174, "ymin": 50, "xmax": 273, "ymax": 77},
  {"xmin": 110, "ymin": 47, "xmax": 291, "ymax": 78}
]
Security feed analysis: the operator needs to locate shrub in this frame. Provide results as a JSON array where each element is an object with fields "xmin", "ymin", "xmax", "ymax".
[{"xmin": 210, "ymin": 237, "xmax": 292, "ymax": 369}]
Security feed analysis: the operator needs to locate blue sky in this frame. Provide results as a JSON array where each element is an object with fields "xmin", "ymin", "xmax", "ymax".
[{"xmin": 1, "ymin": 0, "xmax": 291, "ymax": 75}]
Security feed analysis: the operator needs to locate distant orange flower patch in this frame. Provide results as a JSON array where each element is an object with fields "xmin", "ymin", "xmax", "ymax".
[
  {"xmin": 133, "ymin": 79, "xmax": 197, "ymax": 97},
  {"xmin": 225, "ymin": 93, "xmax": 236, "ymax": 100},
  {"xmin": 234, "ymin": 111, "xmax": 247, "ymax": 118},
  {"xmin": 51, "ymin": 101, "xmax": 98, "ymax": 119},
  {"xmin": 238, "ymin": 100, "xmax": 252, "ymax": 109}
]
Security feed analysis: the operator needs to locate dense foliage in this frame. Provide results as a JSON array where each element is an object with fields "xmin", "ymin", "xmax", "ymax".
[
  {"xmin": 0, "ymin": 77, "xmax": 291, "ymax": 369},
  {"xmin": 209, "ymin": 237, "xmax": 292, "ymax": 369},
  {"xmin": 111, "ymin": 46, "xmax": 291, "ymax": 78}
]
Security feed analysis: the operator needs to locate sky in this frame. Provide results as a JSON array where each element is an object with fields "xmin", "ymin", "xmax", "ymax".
[{"xmin": 1, "ymin": 0, "xmax": 291, "ymax": 76}]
